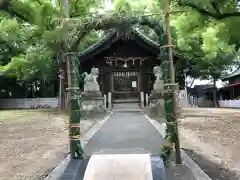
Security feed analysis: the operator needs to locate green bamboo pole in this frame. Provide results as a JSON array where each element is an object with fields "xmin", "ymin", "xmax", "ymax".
[
  {"xmin": 62, "ymin": 0, "xmax": 84, "ymax": 159},
  {"xmin": 160, "ymin": 0, "xmax": 182, "ymax": 164},
  {"xmin": 67, "ymin": 55, "xmax": 84, "ymax": 159}
]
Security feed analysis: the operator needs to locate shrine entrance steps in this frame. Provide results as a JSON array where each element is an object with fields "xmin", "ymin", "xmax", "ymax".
[{"xmin": 112, "ymin": 102, "xmax": 140, "ymax": 112}]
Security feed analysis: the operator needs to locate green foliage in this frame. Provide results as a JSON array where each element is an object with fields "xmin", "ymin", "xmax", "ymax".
[
  {"xmin": 111, "ymin": 0, "xmax": 239, "ymax": 82},
  {"xmin": 0, "ymin": 46, "xmax": 55, "ymax": 80},
  {"xmin": 0, "ymin": 0, "xmax": 102, "ymax": 81},
  {"xmin": 0, "ymin": 16, "xmax": 55, "ymax": 80},
  {"xmin": 0, "ymin": 0, "xmax": 239, "ymax": 83},
  {"xmin": 167, "ymin": 0, "xmax": 239, "ymax": 81},
  {"xmin": 172, "ymin": 0, "xmax": 240, "ymax": 50}
]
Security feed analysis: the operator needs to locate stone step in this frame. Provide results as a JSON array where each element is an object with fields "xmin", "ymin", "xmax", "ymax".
[
  {"xmin": 112, "ymin": 103, "xmax": 141, "ymax": 112},
  {"xmin": 113, "ymin": 98, "xmax": 139, "ymax": 103}
]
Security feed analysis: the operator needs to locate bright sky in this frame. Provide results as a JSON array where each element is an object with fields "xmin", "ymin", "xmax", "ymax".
[
  {"xmin": 188, "ymin": 78, "xmax": 224, "ymax": 88},
  {"xmin": 189, "ymin": 66, "xmax": 238, "ymax": 88}
]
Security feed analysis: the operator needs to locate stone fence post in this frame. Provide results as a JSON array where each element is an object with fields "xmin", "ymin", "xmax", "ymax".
[
  {"xmin": 140, "ymin": 91, "xmax": 144, "ymax": 108},
  {"xmin": 145, "ymin": 93, "xmax": 149, "ymax": 107},
  {"xmin": 104, "ymin": 94, "xmax": 107, "ymax": 109},
  {"xmin": 108, "ymin": 92, "xmax": 112, "ymax": 109}
]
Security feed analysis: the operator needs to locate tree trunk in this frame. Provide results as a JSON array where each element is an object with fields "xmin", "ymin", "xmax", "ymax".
[
  {"xmin": 213, "ymin": 79, "xmax": 218, "ymax": 107},
  {"xmin": 60, "ymin": 63, "xmax": 66, "ymax": 110},
  {"xmin": 58, "ymin": 45, "xmax": 68, "ymax": 110},
  {"xmin": 59, "ymin": 0, "xmax": 70, "ymax": 110}
]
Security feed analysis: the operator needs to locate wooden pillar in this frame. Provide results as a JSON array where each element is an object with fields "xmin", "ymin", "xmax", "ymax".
[
  {"xmin": 110, "ymin": 71, "xmax": 114, "ymax": 92},
  {"xmin": 232, "ymin": 87, "xmax": 235, "ymax": 99}
]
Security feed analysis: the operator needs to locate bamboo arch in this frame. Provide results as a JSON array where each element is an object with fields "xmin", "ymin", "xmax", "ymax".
[{"xmin": 64, "ymin": 13, "xmax": 181, "ymax": 164}]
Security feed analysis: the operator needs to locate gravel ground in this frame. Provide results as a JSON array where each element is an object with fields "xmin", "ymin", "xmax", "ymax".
[
  {"xmin": 179, "ymin": 108, "xmax": 240, "ymax": 180},
  {"xmin": 0, "ymin": 109, "xmax": 98, "ymax": 180}
]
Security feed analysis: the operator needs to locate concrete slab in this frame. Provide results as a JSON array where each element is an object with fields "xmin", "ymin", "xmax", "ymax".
[
  {"xmin": 84, "ymin": 111, "xmax": 163, "ymax": 155},
  {"xmin": 146, "ymin": 115, "xmax": 212, "ymax": 180},
  {"xmin": 47, "ymin": 111, "xmax": 212, "ymax": 180},
  {"xmin": 59, "ymin": 155, "xmax": 167, "ymax": 180}
]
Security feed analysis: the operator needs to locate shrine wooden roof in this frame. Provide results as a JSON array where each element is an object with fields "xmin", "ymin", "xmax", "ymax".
[
  {"xmin": 221, "ymin": 67, "xmax": 240, "ymax": 81},
  {"xmin": 76, "ymin": 28, "xmax": 181, "ymax": 60}
]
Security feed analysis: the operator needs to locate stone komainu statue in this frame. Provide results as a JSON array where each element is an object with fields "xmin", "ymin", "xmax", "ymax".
[
  {"xmin": 83, "ymin": 68, "xmax": 100, "ymax": 92},
  {"xmin": 153, "ymin": 66, "xmax": 163, "ymax": 80}
]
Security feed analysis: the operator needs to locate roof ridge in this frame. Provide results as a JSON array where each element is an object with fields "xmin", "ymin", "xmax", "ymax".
[
  {"xmin": 221, "ymin": 67, "xmax": 240, "ymax": 80},
  {"xmin": 133, "ymin": 29, "xmax": 159, "ymax": 47},
  {"xmin": 77, "ymin": 27, "xmax": 160, "ymax": 58}
]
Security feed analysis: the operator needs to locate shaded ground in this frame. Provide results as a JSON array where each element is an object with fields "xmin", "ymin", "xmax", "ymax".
[
  {"xmin": 0, "ymin": 109, "xmax": 99, "ymax": 180},
  {"xmin": 179, "ymin": 108, "xmax": 240, "ymax": 180},
  {"xmin": 84, "ymin": 111, "xmax": 163, "ymax": 155}
]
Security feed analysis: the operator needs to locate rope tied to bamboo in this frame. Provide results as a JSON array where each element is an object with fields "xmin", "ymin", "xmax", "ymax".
[
  {"xmin": 69, "ymin": 123, "xmax": 81, "ymax": 140},
  {"xmin": 164, "ymin": 83, "xmax": 177, "ymax": 86},
  {"xmin": 69, "ymin": 135, "xmax": 81, "ymax": 140},
  {"xmin": 69, "ymin": 123, "xmax": 81, "ymax": 128},
  {"xmin": 160, "ymin": 44, "xmax": 174, "ymax": 48},
  {"xmin": 66, "ymin": 87, "xmax": 80, "ymax": 91}
]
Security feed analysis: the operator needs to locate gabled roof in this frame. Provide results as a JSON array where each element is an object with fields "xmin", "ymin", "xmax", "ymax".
[
  {"xmin": 76, "ymin": 28, "xmax": 181, "ymax": 60},
  {"xmin": 221, "ymin": 67, "xmax": 240, "ymax": 81}
]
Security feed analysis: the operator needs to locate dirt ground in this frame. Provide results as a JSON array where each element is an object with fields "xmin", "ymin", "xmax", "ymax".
[
  {"xmin": 0, "ymin": 109, "xmax": 99, "ymax": 180},
  {"xmin": 179, "ymin": 108, "xmax": 240, "ymax": 180}
]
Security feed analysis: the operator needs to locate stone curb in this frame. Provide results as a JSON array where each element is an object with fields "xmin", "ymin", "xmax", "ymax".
[
  {"xmin": 181, "ymin": 150, "xmax": 212, "ymax": 180},
  {"xmin": 145, "ymin": 115, "xmax": 212, "ymax": 180},
  {"xmin": 144, "ymin": 115, "xmax": 166, "ymax": 138},
  {"xmin": 44, "ymin": 112, "xmax": 113, "ymax": 180}
]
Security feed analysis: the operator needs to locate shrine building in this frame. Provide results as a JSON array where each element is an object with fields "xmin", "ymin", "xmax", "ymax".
[{"xmin": 77, "ymin": 27, "xmax": 180, "ymax": 104}]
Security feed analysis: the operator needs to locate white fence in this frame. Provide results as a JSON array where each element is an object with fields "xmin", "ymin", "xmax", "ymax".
[
  {"xmin": 0, "ymin": 98, "xmax": 58, "ymax": 109},
  {"xmin": 178, "ymin": 90, "xmax": 214, "ymax": 108},
  {"xmin": 177, "ymin": 90, "xmax": 188, "ymax": 108},
  {"xmin": 0, "ymin": 92, "xmax": 209, "ymax": 109},
  {"xmin": 178, "ymin": 90, "xmax": 240, "ymax": 108},
  {"xmin": 218, "ymin": 99, "xmax": 240, "ymax": 108},
  {"xmin": 1, "ymin": 94, "xmax": 240, "ymax": 109},
  {"xmin": 188, "ymin": 96, "xmax": 214, "ymax": 107}
]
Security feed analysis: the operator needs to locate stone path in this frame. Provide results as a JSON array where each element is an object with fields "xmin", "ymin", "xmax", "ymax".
[
  {"xmin": 53, "ymin": 109, "xmax": 208, "ymax": 180},
  {"xmin": 84, "ymin": 111, "xmax": 163, "ymax": 156}
]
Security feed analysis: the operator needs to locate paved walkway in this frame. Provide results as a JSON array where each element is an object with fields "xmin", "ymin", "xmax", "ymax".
[{"xmin": 84, "ymin": 111, "xmax": 163, "ymax": 156}]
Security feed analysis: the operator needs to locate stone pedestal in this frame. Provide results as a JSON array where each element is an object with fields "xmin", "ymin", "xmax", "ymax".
[
  {"xmin": 147, "ymin": 96, "xmax": 165, "ymax": 120},
  {"xmin": 81, "ymin": 68, "xmax": 105, "ymax": 118},
  {"xmin": 152, "ymin": 80, "xmax": 164, "ymax": 95},
  {"xmin": 84, "ymin": 82, "xmax": 100, "ymax": 92},
  {"xmin": 81, "ymin": 91, "xmax": 105, "ymax": 118}
]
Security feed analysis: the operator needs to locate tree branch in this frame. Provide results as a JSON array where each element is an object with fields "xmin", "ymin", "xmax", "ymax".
[
  {"xmin": 10, "ymin": 10, "xmax": 30, "ymax": 22},
  {"xmin": 67, "ymin": 15, "xmax": 164, "ymax": 53},
  {"xmin": 36, "ymin": 0, "xmax": 42, "ymax": 5},
  {"xmin": 78, "ymin": 15, "xmax": 164, "ymax": 36},
  {"xmin": 180, "ymin": 1, "xmax": 240, "ymax": 20},
  {"xmin": 70, "ymin": 31, "xmax": 88, "ymax": 50}
]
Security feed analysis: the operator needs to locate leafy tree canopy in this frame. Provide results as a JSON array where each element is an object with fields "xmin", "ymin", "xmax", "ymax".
[
  {"xmin": 0, "ymin": 0, "xmax": 102, "ymax": 80},
  {"xmin": 168, "ymin": 0, "xmax": 240, "ymax": 81},
  {"xmin": 0, "ymin": 0, "xmax": 239, "ymax": 84}
]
